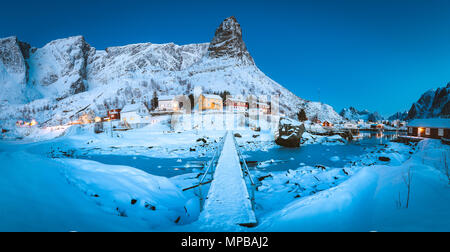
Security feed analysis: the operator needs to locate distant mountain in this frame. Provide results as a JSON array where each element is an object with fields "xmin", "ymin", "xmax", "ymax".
[
  {"xmin": 388, "ymin": 111, "xmax": 408, "ymax": 121},
  {"xmin": 339, "ymin": 107, "xmax": 383, "ymax": 122},
  {"xmin": 0, "ymin": 16, "xmax": 343, "ymax": 128},
  {"xmin": 406, "ymin": 83, "xmax": 450, "ymax": 120}
]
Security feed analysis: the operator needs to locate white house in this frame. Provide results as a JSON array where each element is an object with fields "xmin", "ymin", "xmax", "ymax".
[
  {"xmin": 158, "ymin": 95, "xmax": 181, "ymax": 112},
  {"xmin": 225, "ymin": 98, "xmax": 248, "ymax": 112},
  {"xmin": 120, "ymin": 102, "xmax": 150, "ymax": 128}
]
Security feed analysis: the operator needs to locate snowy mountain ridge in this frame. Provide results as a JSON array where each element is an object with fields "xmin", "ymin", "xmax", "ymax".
[
  {"xmin": 0, "ymin": 16, "xmax": 343, "ymax": 128},
  {"xmin": 405, "ymin": 83, "xmax": 450, "ymax": 120},
  {"xmin": 339, "ymin": 107, "xmax": 383, "ymax": 122}
]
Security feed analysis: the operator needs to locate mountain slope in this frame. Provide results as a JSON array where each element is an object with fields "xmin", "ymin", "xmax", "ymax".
[
  {"xmin": 0, "ymin": 16, "xmax": 343, "ymax": 128},
  {"xmin": 406, "ymin": 83, "xmax": 450, "ymax": 120}
]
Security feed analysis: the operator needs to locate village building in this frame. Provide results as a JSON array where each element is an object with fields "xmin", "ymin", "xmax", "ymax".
[
  {"xmin": 225, "ymin": 98, "xmax": 248, "ymax": 112},
  {"xmin": 248, "ymin": 100, "xmax": 270, "ymax": 114},
  {"xmin": 322, "ymin": 121, "xmax": 333, "ymax": 127},
  {"xmin": 120, "ymin": 102, "xmax": 151, "ymax": 128},
  {"xmin": 158, "ymin": 95, "xmax": 182, "ymax": 112},
  {"xmin": 107, "ymin": 109, "xmax": 121, "ymax": 121},
  {"xmin": 407, "ymin": 119, "xmax": 450, "ymax": 139},
  {"xmin": 198, "ymin": 94, "xmax": 223, "ymax": 111},
  {"xmin": 256, "ymin": 102, "xmax": 270, "ymax": 114}
]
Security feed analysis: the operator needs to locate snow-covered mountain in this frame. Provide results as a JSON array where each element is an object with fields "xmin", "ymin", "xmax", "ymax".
[
  {"xmin": 405, "ymin": 83, "xmax": 450, "ymax": 120},
  {"xmin": 388, "ymin": 111, "xmax": 408, "ymax": 121},
  {"xmin": 339, "ymin": 107, "xmax": 383, "ymax": 122},
  {"xmin": 0, "ymin": 16, "xmax": 343, "ymax": 128}
]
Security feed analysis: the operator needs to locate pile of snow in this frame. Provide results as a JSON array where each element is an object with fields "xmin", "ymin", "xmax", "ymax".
[{"xmin": 59, "ymin": 158, "xmax": 191, "ymax": 227}]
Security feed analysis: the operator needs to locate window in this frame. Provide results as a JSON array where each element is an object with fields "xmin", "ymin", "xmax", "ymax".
[
  {"xmin": 408, "ymin": 127, "xmax": 412, "ymax": 133},
  {"xmin": 425, "ymin": 128, "xmax": 430, "ymax": 135},
  {"xmin": 438, "ymin": 128, "xmax": 444, "ymax": 137}
]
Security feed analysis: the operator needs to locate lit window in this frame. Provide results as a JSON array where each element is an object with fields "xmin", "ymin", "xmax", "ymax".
[
  {"xmin": 438, "ymin": 128, "xmax": 444, "ymax": 137},
  {"xmin": 425, "ymin": 128, "xmax": 430, "ymax": 135}
]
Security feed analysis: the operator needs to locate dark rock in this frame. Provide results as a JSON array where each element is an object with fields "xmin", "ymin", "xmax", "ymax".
[
  {"xmin": 379, "ymin": 156, "xmax": 391, "ymax": 162},
  {"xmin": 315, "ymin": 165, "xmax": 326, "ymax": 171},
  {"xmin": 252, "ymin": 134, "xmax": 259, "ymax": 138},
  {"xmin": 275, "ymin": 117, "xmax": 305, "ymax": 148},
  {"xmin": 190, "ymin": 148, "xmax": 196, "ymax": 152},
  {"xmin": 196, "ymin": 138, "xmax": 207, "ymax": 143},
  {"xmin": 131, "ymin": 199, "xmax": 137, "ymax": 205},
  {"xmin": 258, "ymin": 174, "xmax": 273, "ymax": 182},
  {"xmin": 207, "ymin": 16, "xmax": 254, "ymax": 65},
  {"xmin": 145, "ymin": 202, "xmax": 156, "ymax": 211},
  {"xmin": 234, "ymin": 133, "xmax": 242, "ymax": 138},
  {"xmin": 174, "ymin": 216, "xmax": 181, "ymax": 224},
  {"xmin": 342, "ymin": 169, "xmax": 349, "ymax": 176}
]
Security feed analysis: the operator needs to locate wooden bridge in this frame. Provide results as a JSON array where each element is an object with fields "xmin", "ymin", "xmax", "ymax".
[{"xmin": 197, "ymin": 131, "xmax": 258, "ymax": 227}]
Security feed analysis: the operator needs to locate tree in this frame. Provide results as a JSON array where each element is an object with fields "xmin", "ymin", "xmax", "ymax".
[
  {"xmin": 150, "ymin": 91, "xmax": 158, "ymax": 111},
  {"xmin": 188, "ymin": 94, "xmax": 195, "ymax": 110},
  {"xmin": 297, "ymin": 109, "xmax": 308, "ymax": 122}
]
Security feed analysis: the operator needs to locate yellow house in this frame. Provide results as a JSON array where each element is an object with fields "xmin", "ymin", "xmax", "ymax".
[{"xmin": 198, "ymin": 94, "xmax": 223, "ymax": 111}]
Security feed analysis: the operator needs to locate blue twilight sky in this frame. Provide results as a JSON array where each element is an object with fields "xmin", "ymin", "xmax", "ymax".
[{"xmin": 1, "ymin": 0, "xmax": 450, "ymax": 117}]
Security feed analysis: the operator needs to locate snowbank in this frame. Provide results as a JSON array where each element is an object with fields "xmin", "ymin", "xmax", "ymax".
[
  {"xmin": 0, "ymin": 150, "xmax": 192, "ymax": 231},
  {"xmin": 257, "ymin": 139, "xmax": 450, "ymax": 231}
]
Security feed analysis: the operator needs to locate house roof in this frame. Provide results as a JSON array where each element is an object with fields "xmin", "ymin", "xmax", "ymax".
[
  {"xmin": 203, "ymin": 94, "xmax": 222, "ymax": 100},
  {"xmin": 121, "ymin": 103, "xmax": 148, "ymax": 113},
  {"xmin": 226, "ymin": 98, "xmax": 247, "ymax": 103},
  {"xmin": 158, "ymin": 95, "xmax": 175, "ymax": 101},
  {"xmin": 407, "ymin": 118, "xmax": 450, "ymax": 128}
]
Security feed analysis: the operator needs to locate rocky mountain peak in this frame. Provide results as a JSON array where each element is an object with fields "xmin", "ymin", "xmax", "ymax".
[{"xmin": 207, "ymin": 16, "xmax": 254, "ymax": 64}]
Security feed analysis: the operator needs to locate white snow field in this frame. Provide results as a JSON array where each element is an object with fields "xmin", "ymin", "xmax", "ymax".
[{"xmin": 0, "ymin": 151, "xmax": 186, "ymax": 231}]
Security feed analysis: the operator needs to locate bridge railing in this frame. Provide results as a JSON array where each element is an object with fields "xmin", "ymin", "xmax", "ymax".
[
  {"xmin": 198, "ymin": 131, "xmax": 227, "ymax": 210},
  {"xmin": 232, "ymin": 133, "xmax": 257, "ymax": 211}
]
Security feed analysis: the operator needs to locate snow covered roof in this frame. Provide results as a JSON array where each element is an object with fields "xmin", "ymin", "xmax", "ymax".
[
  {"xmin": 202, "ymin": 94, "xmax": 222, "ymax": 100},
  {"xmin": 121, "ymin": 103, "xmax": 148, "ymax": 113},
  {"xmin": 226, "ymin": 98, "xmax": 247, "ymax": 103},
  {"xmin": 407, "ymin": 119, "xmax": 450, "ymax": 129},
  {"xmin": 158, "ymin": 95, "xmax": 175, "ymax": 101}
]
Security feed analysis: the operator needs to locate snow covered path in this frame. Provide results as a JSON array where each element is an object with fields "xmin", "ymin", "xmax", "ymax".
[{"xmin": 198, "ymin": 131, "xmax": 257, "ymax": 229}]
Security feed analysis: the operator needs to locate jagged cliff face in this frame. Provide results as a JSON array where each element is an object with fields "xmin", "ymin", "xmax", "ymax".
[
  {"xmin": 406, "ymin": 83, "xmax": 450, "ymax": 120},
  {"xmin": 28, "ymin": 36, "xmax": 93, "ymax": 100},
  {"xmin": 0, "ymin": 37, "xmax": 29, "ymax": 103},
  {"xmin": 0, "ymin": 16, "xmax": 343, "ymax": 127},
  {"xmin": 207, "ymin": 16, "xmax": 254, "ymax": 65}
]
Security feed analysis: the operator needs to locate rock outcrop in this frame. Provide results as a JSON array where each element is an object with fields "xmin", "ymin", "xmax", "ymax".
[
  {"xmin": 207, "ymin": 16, "xmax": 254, "ymax": 65},
  {"xmin": 275, "ymin": 117, "xmax": 305, "ymax": 148},
  {"xmin": 406, "ymin": 83, "xmax": 450, "ymax": 120}
]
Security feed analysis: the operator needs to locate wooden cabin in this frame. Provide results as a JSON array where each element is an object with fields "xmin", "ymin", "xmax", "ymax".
[
  {"xmin": 407, "ymin": 119, "xmax": 450, "ymax": 139},
  {"xmin": 225, "ymin": 98, "xmax": 248, "ymax": 112},
  {"xmin": 158, "ymin": 95, "xmax": 181, "ymax": 112},
  {"xmin": 322, "ymin": 121, "xmax": 333, "ymax": 127},
  {"xmin": 107, "ymin": 109, "xmax": 121, "ymax": 121},
  {"xmin": 120, "ymin": 103, "xmax": 150, "ymax": 128},
  {"xmin": 198, "ymin": 94, "xmax": 223, "ymax": 111}
]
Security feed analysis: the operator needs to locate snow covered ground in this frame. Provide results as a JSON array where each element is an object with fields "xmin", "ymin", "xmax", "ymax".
[{"xmin": 0, "ymin": 123, "xmax": 448, "ymax": 231}]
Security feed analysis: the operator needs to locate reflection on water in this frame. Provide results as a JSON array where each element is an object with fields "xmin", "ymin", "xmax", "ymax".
[{"xmin": 355, "ymin": 130, "xmax": 405, "ymax": 145}]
